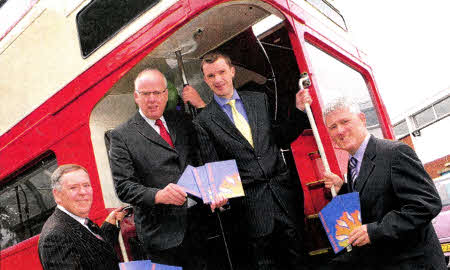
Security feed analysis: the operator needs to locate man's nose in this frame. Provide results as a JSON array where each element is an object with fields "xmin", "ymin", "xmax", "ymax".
[
  {"xmin": 79, "ymin": 186, "xmax": 91, "ymax": 194},
  {"xmin": 147, "ymin": 94, "xmax": 157, "ymax": 102},
  {"xmin": 214, "ymin": 74, "xmax": 223, "ymax": 83}
]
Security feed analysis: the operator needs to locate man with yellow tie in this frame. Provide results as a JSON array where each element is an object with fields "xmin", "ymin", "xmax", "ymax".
[{"xmin": 191, "ymin": 52, "xmax": 312, "ymax": 270}]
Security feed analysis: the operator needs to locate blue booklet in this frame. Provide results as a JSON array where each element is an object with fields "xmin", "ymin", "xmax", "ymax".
[
  {"xmin": 119, "ymin": 260, "xmax": 182, "ymax": 270},
  {"xmin": 177, "ymin": 165, "xmax": 201, "ymax": 198},
  {"xmin": 318, "ymin": 192, "xmax": 361, "ymax": 253},
  {"xmin": 177, "ymin": 160, "xmax": 245, "ymax": 203}
]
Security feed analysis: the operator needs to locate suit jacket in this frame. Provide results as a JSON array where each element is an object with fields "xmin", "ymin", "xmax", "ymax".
[
  {"xmin": 193, "ymin": 91, "xmax": 309, "ymax": 237},
  {"xmin": 38, "ymin": 208, "xmax": 120, "ymax": 270},
  {"xmin": 333, "ymin": 135, "xmax": 446, "ymax": 269},
  {"xmin": 109, "ymin": 110, "xmax": 202, "ymax": 251}
]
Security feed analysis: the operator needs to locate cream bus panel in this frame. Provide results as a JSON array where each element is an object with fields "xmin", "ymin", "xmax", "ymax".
[{"xmin": 0, "ymin": 0, "xmax": 177, "ymax": 135}]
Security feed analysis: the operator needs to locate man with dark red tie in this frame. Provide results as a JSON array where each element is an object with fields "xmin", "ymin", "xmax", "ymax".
[{"xmin": 108, "ymin": 69, "xmax": 226, "ymax": 270}]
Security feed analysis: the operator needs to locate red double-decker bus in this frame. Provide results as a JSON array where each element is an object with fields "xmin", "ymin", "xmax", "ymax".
[{"xmin": 0, "ymin": 0, "xmax": 393, "ymax": 269}]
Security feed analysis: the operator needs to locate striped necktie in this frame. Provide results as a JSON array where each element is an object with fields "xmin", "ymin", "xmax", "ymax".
[
  {"xmin": 348, "ymin": 157, "xmax": 358, "ymax": 191},
  {"xmin": 85, "ymin": 218, "xmax": 104, "ymax": 241},
  {"xmin": 227, "ymin": 99, "xmax": 253, "ymax": 147}
]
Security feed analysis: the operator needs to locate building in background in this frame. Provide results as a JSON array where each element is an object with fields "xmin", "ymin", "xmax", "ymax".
[{"xmin": 393, "ymin": 88, "xmax": 450, "ymax": 179}]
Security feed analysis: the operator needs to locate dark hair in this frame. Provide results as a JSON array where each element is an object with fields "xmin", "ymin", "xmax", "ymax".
[
  {"xmin": 51, "ymin": 164, "xmax": 88, "ymax": 190},
  {"xmin": 201, "ymin": 52, "xmax": 232, "ymax": 73}
]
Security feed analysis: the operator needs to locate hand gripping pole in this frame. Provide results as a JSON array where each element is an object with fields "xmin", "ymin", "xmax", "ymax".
[{"xmin": 298, "ymin": 73, "xmax": 351, "ymax": 252}]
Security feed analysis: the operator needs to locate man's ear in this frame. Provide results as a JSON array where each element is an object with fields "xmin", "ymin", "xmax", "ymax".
[
  {"xmin": 52, "ymin": 189, "xmax": 61, "ymax": 205},
  {"xmin": 359, "ymin": 112, "xmax": 367, "ymax": 126},
  {"xmin": 231, "ymin": 66, "xmax": 235, "ymax": 78}
]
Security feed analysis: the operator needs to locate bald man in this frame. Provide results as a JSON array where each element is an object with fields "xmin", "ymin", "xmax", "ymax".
[{"xmin": 109, "ymin": 69, "xmax": 226, "ymax": 270}]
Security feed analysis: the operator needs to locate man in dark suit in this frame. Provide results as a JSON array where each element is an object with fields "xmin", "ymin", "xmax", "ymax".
[
  {"xmin": 108, "ymin": 69, "xmax": 226, "ymax": 270},
  {"xmin": 192, "ymin": 52, "xmax": 312, "ymax": 270},
  {"xmin": 38, "ymin": 164, "xmax": 125, "ymax": 270},
  {"xmin": 323, "ymin": 97, "xmax": 446, "ymax": 269}
]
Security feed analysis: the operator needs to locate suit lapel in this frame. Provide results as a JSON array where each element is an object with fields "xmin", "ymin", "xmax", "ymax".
[
  {"xmin": 55, "ymin": 209, "xmax": 118, "ymax": 258},
  {"xmin": 354, "ymin": 136, "xmax": 376, "ymax": 192},
  {"xmin": 54, "ymin": 209, "xmax": 101, "ymax": 243},
  {"xmin": 209, "ymin": 99, "xmax": 254, "ymax": 151},
  {"xmin": 164, "ymin": 111, "xmax": 178, "ymax": 145},
  {"xmin": 131, "ymin": 112, "xmax": 177, "ymax": 152}
]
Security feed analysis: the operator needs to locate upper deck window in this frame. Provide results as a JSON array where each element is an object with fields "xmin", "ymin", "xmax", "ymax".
[{"xmin": 76, "ymin": 0, "xmax": 161, "ymax": 58}]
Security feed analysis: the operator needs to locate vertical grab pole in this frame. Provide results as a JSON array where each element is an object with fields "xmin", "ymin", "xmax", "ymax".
[
  {"xmin": 175, "ymin": 50, "xmax": 197, "ymax": 117},
  {"xmin": 298, "ymin": 73, "xmax": 336, "ymax": 197},
  {"xmin": 117, "ymin": 220, "xmax": 129, "ymax": 262},
  {"xmin": 299, "ymin": 72, "xmax": 351, "ymax": 252}
]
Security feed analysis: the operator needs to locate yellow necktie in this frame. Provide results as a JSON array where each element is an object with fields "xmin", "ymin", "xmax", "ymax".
[{"xmin": 227, "ymin": 99, "xmax": 253, "ymax": 147}]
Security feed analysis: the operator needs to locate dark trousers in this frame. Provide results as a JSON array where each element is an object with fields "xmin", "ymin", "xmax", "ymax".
[
  {"xmin": 147, "ymin": 205, "xmax": 209, "ymax": 270},
  {"xmin": 248, "ymin": 211, "xmax": 309, "ymax": 270}
]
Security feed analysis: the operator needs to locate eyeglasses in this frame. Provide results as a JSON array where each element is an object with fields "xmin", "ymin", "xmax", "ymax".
[{"xmin": 136, "ymin": 88, "xmax": 167, "ymax": 97}]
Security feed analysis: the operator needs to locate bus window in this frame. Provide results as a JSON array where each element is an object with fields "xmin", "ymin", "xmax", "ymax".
[
  {"xmin": 304, "ymin": 42, "xmax": 383, "ymax": 138},
  {"xmin": 76, "ymin": 0, "xmax": 161, "ymax": 58},
  {"xmin": 0, "ymin": 154, "xmax": 57, "ymax": 250}
]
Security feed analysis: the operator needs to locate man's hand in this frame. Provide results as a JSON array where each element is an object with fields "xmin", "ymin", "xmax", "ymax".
[
  {"xmin": 210, "ymin": 194, "xmax": 228, "ymax": 212},
  {"xmin": 349, "ymin": 225, "xmax": 371, "ymax": 247},
  {"xmin": 295, "ymin": 88, "xmax": 312, "ymax": 111},
  {"xmin": 155, "ymin": 183, "xmax": 187, "ymax": 206},
  {"xmin": 104, "ymin": 207, "xmax": 127, "ymax": 225},
  {"xmin": 323, "ymin": 171, "xmax": 344, "ymax": 194},
  {"xmin": 182, "ymin": 85, "xmax": 206, "ymax": 108}
]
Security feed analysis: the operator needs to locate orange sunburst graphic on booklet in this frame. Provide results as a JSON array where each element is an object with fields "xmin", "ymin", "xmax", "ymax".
[
  {"xmin": 335, "ymin": 210, "xmax": 362, "ymax": 248},
  {"xmin": 218, "ymin": 172, "xmax": 245, "ymax": 198}
]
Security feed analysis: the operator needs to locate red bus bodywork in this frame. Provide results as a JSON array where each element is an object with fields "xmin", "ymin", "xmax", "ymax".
[{"xmin": 0, "ymin": 1, "xmax": 393, "ymax": 269}]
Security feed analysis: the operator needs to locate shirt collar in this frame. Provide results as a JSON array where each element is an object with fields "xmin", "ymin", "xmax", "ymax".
[
  {"xmin": 139, "ymin": 109, "xmax": 166, "ymax": 126},
  {"xmin": 350, "ymin": 134, "xmax": 371, "ymax": 163},
  {"xmin": 213, "ymin": 89, "xmax": 240, "ymax": 107},
  {"xmin": 57, "ymin": 205, "xmax": 87, "ymax": 225}
]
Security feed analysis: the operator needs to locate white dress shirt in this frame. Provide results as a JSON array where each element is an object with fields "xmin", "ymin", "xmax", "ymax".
[{"xmin": 139, "ymin": 109, "xmax": 170, "ymax": 135}]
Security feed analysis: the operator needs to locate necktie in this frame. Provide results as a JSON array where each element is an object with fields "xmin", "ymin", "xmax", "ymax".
[
  {"xmin": 227, "ymin": 99, "xmax": 253, "ymax": 147},
  {"xmin": 348, "ymin": 157, "xmax": 358, "ymax": 191},
  {"xmin": 85, "ymin": 218, "xmax": 104, "ymax": 241},
  {"xmin": 155, "ymin": 119, "xmax": 174, "ymax": 148}
]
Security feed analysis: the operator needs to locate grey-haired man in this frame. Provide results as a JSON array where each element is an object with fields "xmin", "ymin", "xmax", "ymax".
[
  {"xmin": 38, "ymin": 164, "xmax": 125, "ymax": 270},
  {"xmin": 323, "ymin": 98, "xmax": 446, "ymax": 270}
]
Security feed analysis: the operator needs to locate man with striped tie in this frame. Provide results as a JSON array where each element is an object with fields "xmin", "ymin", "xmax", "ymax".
[
  {"xmin": 38, "ymin": 164, "xmax": 126, "ymax": 270},
  {"xmin": 193, "ymin": 52, "xmax": 312, "ymax": 270},
  {"xmin": 323, "ymin": 97, "xmax": 446, "ymax": 269}
]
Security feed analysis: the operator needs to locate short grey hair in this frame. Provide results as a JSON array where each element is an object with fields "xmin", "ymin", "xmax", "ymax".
[
  {"xmin": 51, "ymin": 164, "xmax": 88, "ymax": 191},
  {"xmin": 134, "ymin": 68, "xmax": 168, "ymax": 92},
  {"xmin": 323, "ymin": 97, "xmax": 361, "ymax": 119}
]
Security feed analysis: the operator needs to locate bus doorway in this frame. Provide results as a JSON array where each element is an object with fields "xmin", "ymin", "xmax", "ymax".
[{"xmin": 91, "ymin": 1, "xmax": 322, "ymax": 267}]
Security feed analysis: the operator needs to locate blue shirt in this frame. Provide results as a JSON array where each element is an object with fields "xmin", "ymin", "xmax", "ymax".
[
  {"xmin": 350, "ymin": 134, "xmax": 371, "ymax": 179},
  {"xmin": 213, "ymin": 90, "xmax": 249, "ymax": 123}
]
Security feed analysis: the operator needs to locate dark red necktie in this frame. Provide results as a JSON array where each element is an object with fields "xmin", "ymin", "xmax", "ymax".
[{"xmin": 155, "ymin": 119, "xmax": 174, "ymax": 148}]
